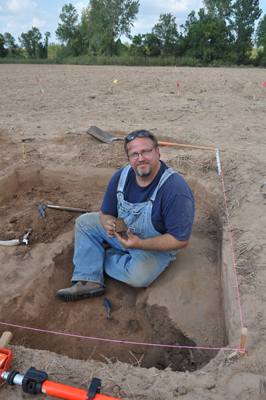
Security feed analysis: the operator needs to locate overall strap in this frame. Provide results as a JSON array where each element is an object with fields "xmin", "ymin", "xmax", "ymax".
[
  {"xmin": 150, "ymin": 168, "xmax": 176, "ymax": 202},
  {"xmin": 117, "ymin": 165, "xmax": 132, "ymax": 193}
]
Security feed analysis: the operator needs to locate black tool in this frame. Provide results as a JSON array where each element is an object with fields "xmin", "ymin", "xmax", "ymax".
[{"xmin": 21, "ymin": 138, "xmax": 35, "ymax": 142}]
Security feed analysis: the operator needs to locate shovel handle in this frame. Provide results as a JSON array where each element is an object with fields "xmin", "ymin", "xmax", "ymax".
[
  {"xmin": 158, "ymin": 141, "xmax": 225, "ymax": 152},
  {"xmin": 46, "ymin": 206, "xmax": 89, "ymax": 213}
]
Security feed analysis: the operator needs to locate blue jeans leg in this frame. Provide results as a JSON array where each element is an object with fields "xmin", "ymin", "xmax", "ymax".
[
  {"xmin": 72, "ymin": 212, "xmax": 127, "ymax": 284},
  {"xmin": 72, "ymin": 213, "xmax": 106, "ymax": 284},
  {"xmin": 104, "ymin": 247, "xmax": 175, "ymax": 287}
]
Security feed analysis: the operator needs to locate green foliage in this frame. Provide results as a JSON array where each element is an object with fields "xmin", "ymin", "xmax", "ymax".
[
  {"xmin": 4, "ymin": 33, "xmax": 20, "ymax": 55},
  {"xmin": 0, "ymin": 34, "xmax": 8, "ymax": 57},
  {"xmin": 182, "ymin": 9, "xmax": 232, "ymax": 63},
  {"xmin": 56, "ymin": 4, "xmax": 90, "ymax": 57},
  {"xmin": 143, "ymin": 33, "xmax": 161, "ymax": 57},
  {"xmin": 78, "ymin": 6, "xmax": 91, "ymax": 53},
  {"xmin": 232, "ymin": 0, "xmax": 262, "ymax": 63},
  {"xmin": 49, "ymin": 54, "xmax": 202, "ymax": 66},
  {"xmin": 203, "ymin": 0, "xmax": 233, "ymax": 20},
  {"xmin": 18, "ymin": 27, "xmax": 50, "ymax": 58},
  {"xmin": 19, "ymin": 27, "xmax": 42, "ymax": 58},
  {"xmin": 56, "ymin": 4, "xmax": 79, "ymax": 44},
  {"xmin": 152, "ymin": 13, "xmax": 180, "ymax": 56},
  {"xmin": 48, "ymin": 43, "xmax": 61, "ymax": 58},
  {"xmin": 2, "ymin": 0, "xmax": 264, "ymax": 65},
  {"xmin": 88, "ymin": 0, "xmax": 140, "ymax": 55},
  {"xmin": 130, "ymin": 34, "xmax": 147, "ymax": 57},
  {"xmin": 259, "ymin": 54, "xmax": 266, "ymax": 67},
  {"xmin": 37, "ymin": 32, "xmax": 51, "ymax": 58},
  {"xmin": 256, "ymin": 14, "xmax": 266, "ymax": 48},
  {"xmin": 115, "ymin": 39, "xmax": 130, "ymax": 55}
]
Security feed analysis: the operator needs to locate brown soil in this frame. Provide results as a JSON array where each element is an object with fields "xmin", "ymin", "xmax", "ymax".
[{"xmin": 0, "ymin": 64, "xmax": 266, "ymax": 400}]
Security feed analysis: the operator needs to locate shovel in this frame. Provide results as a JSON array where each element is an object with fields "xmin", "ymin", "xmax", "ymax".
[
  {"xmin": 86, "ymin": 125, "xmax": 225, "ymax": 152},
  {"xmin": 86, "ymin": 125, "xmax": 124, "ymax": 143},
  {"xmin": 39, "ymin": 204, "xmax": 89, "ymax": 218}
]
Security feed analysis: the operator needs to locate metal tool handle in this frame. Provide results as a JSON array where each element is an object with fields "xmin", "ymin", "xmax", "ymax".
[
  {"xmin": 104, "ymin": 298, "xmax": 111, "ymax": 311},
  {"xmin": 0, "ymin": 239, "xmax": 21, "ymax": 246},
  {"xmin": 46, "ymin": 205, "xmax": 89, "ymax": 212}
]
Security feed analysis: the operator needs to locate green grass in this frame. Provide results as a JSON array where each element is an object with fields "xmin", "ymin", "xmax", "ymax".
[{"xmin": 0, "ymin": 50, "xmax": 264, "ymax": 67}]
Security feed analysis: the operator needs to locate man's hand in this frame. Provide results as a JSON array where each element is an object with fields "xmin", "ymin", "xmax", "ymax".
[
  {"xmin": 99, "ymin": 211, "xmax": 117, "ymax": 238},
  {"xmin": 105, "ymin": 219, "xmax": 117, "ymax": 238},
  {"xmin": 114, "ymin": 229, "xmax": 142, "ymax": 249}
]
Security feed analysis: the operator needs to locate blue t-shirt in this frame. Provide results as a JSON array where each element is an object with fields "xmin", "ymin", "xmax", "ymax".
[{"xmin": 101, "ymin": 161, "xmax": 195, "ymax": 241}]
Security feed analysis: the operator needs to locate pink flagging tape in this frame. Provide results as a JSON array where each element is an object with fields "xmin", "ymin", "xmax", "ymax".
[
  {"xmin": 27, "ymin": 152, "xmax": 127, "ymax": 159},
  {"xmin": 0, "ymin": 159, "xmax": 22, "ymax": 174},
  {"xmin": 27, "ymin": 152, "xmax": 216, "ymax": 164},
  {"xmin": 0, "ymin": 322, "xmax": 238, "ymax": 351},
  {"xmin": 220, "ymin": 161, "xmax": 243, "ymax": 329}
]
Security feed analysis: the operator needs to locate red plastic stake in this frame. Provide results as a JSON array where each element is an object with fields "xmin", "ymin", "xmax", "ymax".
[
  {"xmin": 36, "ymin": 78, "xmax": 44, "ymax": 93},
  {"xmin": 176, "ymin": 82, "xmax": 180, "ymax": 96}
]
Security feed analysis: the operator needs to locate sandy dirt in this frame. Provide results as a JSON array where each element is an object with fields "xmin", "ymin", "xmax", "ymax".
[{"xmin": 0, "ymin": 64, "xmax": 266, "ymax": 399}]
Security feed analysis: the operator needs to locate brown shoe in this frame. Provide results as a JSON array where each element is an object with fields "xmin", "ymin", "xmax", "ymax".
[{"xmin": 56, "ymin": 281, "xmax": 104, "ymax": 302}]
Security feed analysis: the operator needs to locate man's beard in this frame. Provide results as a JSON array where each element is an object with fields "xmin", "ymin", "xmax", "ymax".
[{"xmin": 136, "ymin": 166, "xmax": 151, "ymax": 178}]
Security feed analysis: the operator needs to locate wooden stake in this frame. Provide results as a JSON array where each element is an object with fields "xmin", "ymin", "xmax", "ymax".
[
  {"xmin": 0, "ymin": 332, "xmax": 12, "ymax": 348},
  {"xmin": 239, "ymin": 327, "xmax": 247, "ymax": 357},
  {"xmin": 22, "ymin": 143, "xmax": 27, "ymax": 159}
]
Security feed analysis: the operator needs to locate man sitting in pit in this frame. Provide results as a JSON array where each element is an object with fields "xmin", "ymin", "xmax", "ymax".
[{"xmin": 56, "ymin": 130, "xmax": 195, "ymax": 301}]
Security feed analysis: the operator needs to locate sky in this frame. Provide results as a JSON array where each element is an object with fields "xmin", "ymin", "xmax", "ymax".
[{"xmin": 0, "ymin": 0, "xmax": 266, "ymax": 45}]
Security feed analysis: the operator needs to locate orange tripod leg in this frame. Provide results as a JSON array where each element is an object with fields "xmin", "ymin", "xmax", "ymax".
[{"xmin": 42, "ymin": 380, "xmax": 121, "ymax": 400}]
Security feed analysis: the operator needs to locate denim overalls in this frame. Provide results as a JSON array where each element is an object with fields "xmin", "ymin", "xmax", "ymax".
[{"xmin": 72, "ymin": 165, "xmax": 178, "ymax": 287}]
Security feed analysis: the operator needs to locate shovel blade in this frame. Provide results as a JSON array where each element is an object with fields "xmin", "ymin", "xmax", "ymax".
[
  {"xmin": 86, "ymin": 125, "xmax": 124, "ymax": 143},
  {"xmin": 86, "ymin": 125, "xmax": 113, "ymax": 143}
]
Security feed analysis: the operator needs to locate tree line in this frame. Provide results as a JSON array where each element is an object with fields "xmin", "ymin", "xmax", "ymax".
[{"xmin": 1, "ymin": 0, "xmax": 266, "ymax": 66}]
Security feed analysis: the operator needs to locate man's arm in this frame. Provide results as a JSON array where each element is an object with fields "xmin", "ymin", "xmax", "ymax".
[{"xmin": 114, "ymin": 229, "xmax": 189, "ymax": 252}]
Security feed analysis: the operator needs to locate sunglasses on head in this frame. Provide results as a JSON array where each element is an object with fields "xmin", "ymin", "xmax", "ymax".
[{"xmin": 125, "ymin": 130, "xmax": 155, "ymax": 143}]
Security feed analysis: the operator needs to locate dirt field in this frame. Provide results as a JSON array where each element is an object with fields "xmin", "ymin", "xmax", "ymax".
[{"xmin": 0, "ymin": 64, "xmax": 266, "ymax": 399}]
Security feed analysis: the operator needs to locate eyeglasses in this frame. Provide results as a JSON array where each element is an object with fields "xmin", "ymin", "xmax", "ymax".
[
  {"xmin": 125, "ymin": 130, "xmax": 155, "ymax": 143},
  {"xmin": 128, "ymin": 149, "xmax": 154, "ymax": 160}
]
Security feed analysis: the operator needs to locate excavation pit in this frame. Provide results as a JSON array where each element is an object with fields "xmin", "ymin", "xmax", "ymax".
[{"xmin": 0, "ymin": 163, "xmax": 226, "ymax": 372}]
